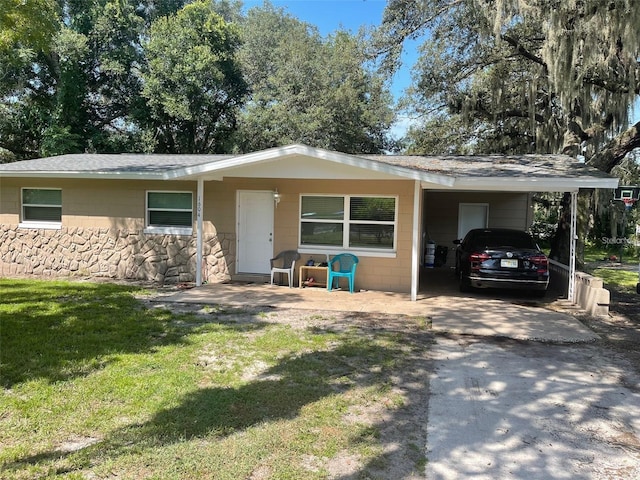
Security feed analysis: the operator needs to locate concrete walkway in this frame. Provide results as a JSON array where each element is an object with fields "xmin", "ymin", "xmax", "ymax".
[{"xmin": 160, "ymin": 281, "xmax": 598, "ymax": 343}]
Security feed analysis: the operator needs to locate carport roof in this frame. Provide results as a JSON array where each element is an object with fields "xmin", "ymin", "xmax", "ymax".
[
  {"xmin": 364, "ymin": 152, "xmax": 618, "ymax": 191},
  {"xmin": 0, "ymin": 143, "xmax": 618, "ymax": 191}
]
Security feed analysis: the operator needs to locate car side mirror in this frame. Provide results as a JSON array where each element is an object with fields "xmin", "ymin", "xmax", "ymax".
[{"xmin": 453, "ymin": 239, "xmax": 461, "ymax": 245}]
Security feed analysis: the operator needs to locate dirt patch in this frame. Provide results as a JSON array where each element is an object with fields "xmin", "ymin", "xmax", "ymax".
[
  {"xmin": 576, "ymin": 284, "xmax": 640, "ymax": 375},
  {"xmin": 140, "ymin": 281, "xmax": 638, "ymax": 479}
]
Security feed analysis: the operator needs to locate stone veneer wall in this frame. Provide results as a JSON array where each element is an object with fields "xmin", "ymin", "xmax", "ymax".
[{"xmin": 0, "ymin": 225, "xmax": 234, "ymax": 284}]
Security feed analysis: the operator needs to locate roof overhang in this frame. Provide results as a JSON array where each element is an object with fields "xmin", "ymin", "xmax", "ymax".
[
  {"xmin": 0, "ymin": 171, "xmax": 167, "ymax": 180},
  {"xmin": 436, "ymin": 176, "xmax": 619, "ymax": 192},
  {"xmin": 168, "ymin": 144, "xmax": 456, "ymax": 185}
]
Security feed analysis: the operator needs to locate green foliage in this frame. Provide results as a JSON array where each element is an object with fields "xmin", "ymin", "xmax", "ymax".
[
  {"xmin": 41, "ymin": 124, "xmax": 83, "ymax": 156},
  {"xmin": 235, "ymin": 3, "xmax": 394, "ymax": 153},
  {"xmin": 0, "ymin": 0, "xmax": 59, "ymax": 53},
  {"xmin": 0, "ymin": 0, "xmax": 395, "ymax": 158},
  {"xmin": 141, "ymin": 1, "xmax": 248, "ymax": 153}
]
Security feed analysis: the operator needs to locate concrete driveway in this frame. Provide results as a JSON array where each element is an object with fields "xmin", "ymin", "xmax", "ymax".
[
  {"xmin": 161, "ymin": 277, "xmax": 598, "ymax": 343},
  {"xmin": 427, "ymin": 337, "xmax": 640, "ymax": 479},
  {"xmin": 159, "ymin": 278, "xmax": 640, "ymax": 479}
]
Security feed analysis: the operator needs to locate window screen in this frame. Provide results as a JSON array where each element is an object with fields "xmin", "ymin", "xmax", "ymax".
[{"xmin": 300, "ymin": 195, "xmax": 396, "ymax": 250}]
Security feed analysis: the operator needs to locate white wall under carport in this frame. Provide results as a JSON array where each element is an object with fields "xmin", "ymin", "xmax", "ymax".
[{"xmin": 422, "ymin": 190, "xmax": 534, "ymax": 268}]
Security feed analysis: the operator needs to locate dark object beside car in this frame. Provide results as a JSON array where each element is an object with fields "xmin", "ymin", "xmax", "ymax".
[{"xmin": 454, "ymin": 228, "xmax": 549, "ymax": 295}]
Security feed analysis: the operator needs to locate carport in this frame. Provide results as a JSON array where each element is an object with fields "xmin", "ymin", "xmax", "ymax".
[{"xmin": 370, "ymin": 153, "xmax": 620, "ymax": 302}]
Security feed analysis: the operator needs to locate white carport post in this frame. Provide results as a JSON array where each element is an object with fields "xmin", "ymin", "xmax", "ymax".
[
  {"xmin": 411, "ymin": 180, "xmax": 421, "ymax": 301},
  {"xmin": 568, "ymin": 190, "xmax": 578, "ymax": 303},
  {"xmin": 196, "ymin": 178, "xmax": 204, "ymax": 287}
]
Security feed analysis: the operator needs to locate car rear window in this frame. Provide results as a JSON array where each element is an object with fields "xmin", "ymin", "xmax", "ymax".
[{"xmin": 468, "ymin": 231, "xmax": 536, "ymax": 249}]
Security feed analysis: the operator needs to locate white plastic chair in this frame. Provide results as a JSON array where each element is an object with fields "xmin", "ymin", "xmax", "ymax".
[{"xmin": 270, "ymin": 250, "xmax": 300, "ymax": 287}]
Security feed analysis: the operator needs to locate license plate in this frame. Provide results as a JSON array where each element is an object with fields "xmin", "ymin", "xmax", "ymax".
[{"xmin": 501, "ymin": 259, "xmax": 518, "ymax": 268}]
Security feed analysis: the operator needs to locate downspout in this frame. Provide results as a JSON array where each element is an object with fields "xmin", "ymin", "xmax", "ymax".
[
  {"xmin": 196, "ymin": 178, "xmax": 204, "ymax": 287},
  {"xmin": 411, "ymin": 180, "xmax": 421, "ymax": 301},
  {"xmin": 568, "ymin": 190, "xmax": 577, "ymax": 303}
]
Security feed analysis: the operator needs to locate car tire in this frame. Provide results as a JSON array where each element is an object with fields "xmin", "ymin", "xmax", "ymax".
[{"xmin": 459, "ymin": 270, "xmax": 471, "ymax": 293}]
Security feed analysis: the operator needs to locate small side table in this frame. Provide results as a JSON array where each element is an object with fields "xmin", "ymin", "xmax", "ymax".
[{"xmin": 299, "ymin": 265, "xmax": 328, "ymax": 288}]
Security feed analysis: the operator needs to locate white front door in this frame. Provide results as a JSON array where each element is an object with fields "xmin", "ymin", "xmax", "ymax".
[
  {"xmin": 237, "ymin": 190, "xmax": 274, "ymax": 274},
  {"xmin": 457, "ymin": 203, "xmax": 489, "ymax": 240}
]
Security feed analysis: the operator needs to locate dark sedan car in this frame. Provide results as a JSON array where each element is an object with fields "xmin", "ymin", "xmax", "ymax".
[{"xmin": 454, "ymin": 228, "xmax": 549, "ymax": 295}]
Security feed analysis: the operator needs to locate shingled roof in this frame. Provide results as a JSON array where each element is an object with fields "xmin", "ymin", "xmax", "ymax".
[
  {"xmin": 361, "ymin": 153, "xmax": 614, "ymax": 179},
  {"xmin": 0, "ymin": 144, "xmax": 617, "ymax": 190}
]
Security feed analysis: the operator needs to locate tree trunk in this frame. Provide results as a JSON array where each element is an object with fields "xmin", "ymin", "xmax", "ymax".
[
  {"xmin": 549, "ymin": 190, "xmax": 592, "ymax": 267},
  {"xmin": 550, "ymin": 121, "xmax": 639, "ymax": 265},
  {"xmin": 587, "ymin": 120, "xmax": 640, "ymax": 173}
]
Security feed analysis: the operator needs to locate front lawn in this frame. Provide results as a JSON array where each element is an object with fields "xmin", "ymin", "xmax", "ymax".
[
  {"xmin": 583, "ymin": 244, "xmax": 639, "ymax": 293},
  {"xmin": 0, "ymin": 279, "xmax": 430, "ymax": 479},
  {"xmin": 590, "ymin": 267, "xmax": 638, "ymax": 293}
]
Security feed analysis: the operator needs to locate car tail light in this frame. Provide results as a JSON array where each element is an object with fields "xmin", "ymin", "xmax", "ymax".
[
  {"xmin": 470, "ymin": 252, "xmax": 490, "ymax": 271},
  {"xmin": 530, "ymin": 255, "xmax": 548, "ymax": 273}
]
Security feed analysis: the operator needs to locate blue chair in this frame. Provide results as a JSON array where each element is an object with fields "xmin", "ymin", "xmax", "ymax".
[{"xmin": 327, "ymin": 253, "xmax": 359, "ymax": 293}]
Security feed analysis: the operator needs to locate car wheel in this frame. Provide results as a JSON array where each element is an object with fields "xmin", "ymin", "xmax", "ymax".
[{"xmin": 459, "ymin": 270, "xmax": 471, "ymax": 293}]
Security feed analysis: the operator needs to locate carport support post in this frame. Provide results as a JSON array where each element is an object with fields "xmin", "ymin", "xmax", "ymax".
[
  {"xmin": 568, "ymin": 190, "xmax": 577, "ymax": 303},
  {"xmin": 411, "ymin": 180, "xmax": 421, "ymax": 301},
  {"xmin": 196, "ymin": 179, "xmax": 204, "ymax": 287}
]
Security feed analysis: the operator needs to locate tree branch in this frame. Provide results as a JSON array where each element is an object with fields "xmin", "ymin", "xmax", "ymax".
[
  {"xmin": 587, "ymin": 120, "xmax": 640, "ymax": 173},
  {"xmin": 500, "ymin": 34, "xmax": 547, "ymax": 70},
  {"xmin": 582, "ymin": 71, "xmax": 640, "ymax": 95}
]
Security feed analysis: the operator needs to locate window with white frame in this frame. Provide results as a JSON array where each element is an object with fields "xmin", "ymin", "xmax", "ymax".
[
  {"xmin": 146, "ymin": 191, "xmax": 193, "ymax": 230},
  {"xmin": 22, "ymin": 188, "xmax": 62, "ymax": 224},
  {"xmin": 300, "ymin": 195, "xmax": 396, "ymax": 251}
]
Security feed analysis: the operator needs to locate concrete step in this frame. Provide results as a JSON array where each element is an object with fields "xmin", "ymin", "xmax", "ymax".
[{"xmin": 232, "ymin": 273, "xmax": 270, "ymax": 284}]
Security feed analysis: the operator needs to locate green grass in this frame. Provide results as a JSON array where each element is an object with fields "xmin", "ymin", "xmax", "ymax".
[
  {"xmin": 583, "ymin": 244, "xmax": 639, "ymax": 292},
  {"xmin": 0, "ymin": 279, "xmax": 425, "ymax": 479},
  {"xmin": 591, "ymin": 268, "xmax": 638, "ymax": 292},
  {"xmin": 583, "ymin": 243, "xmax": 639, "ymax": 263}
]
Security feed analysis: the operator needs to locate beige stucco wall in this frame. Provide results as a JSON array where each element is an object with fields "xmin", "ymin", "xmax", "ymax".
[
  {"xmin": 424, "ymin": 191, "xmax": 532, "ymax": 267},
  {"xmin": 0, "ymin": 176, "xmax": 417, "ymax": 291},
  {"xmin": 0, "ymin": 178, "xmax": 198, "ymax": 229}
]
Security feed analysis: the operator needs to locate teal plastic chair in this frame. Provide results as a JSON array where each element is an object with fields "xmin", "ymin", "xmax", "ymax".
[{"xmin": 327, "ymin": 253, "xmax": 359, "ymax": 293}]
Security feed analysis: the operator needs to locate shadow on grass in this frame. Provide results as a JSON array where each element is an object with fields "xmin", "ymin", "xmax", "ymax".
[
  {"xmin": 0, "ymin": 279, "xmax": 268, "ymax": 388},
  {"xmin": 2, "ymin": 280, "xmax": 432, "ymax": 478},
  {"xmin": 5, "ymin": 335, "xmax": 413, "ymax": 476},
  {"xmin": 120, "ymin": 339, "xmax": 400, "ymax": 442}
]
